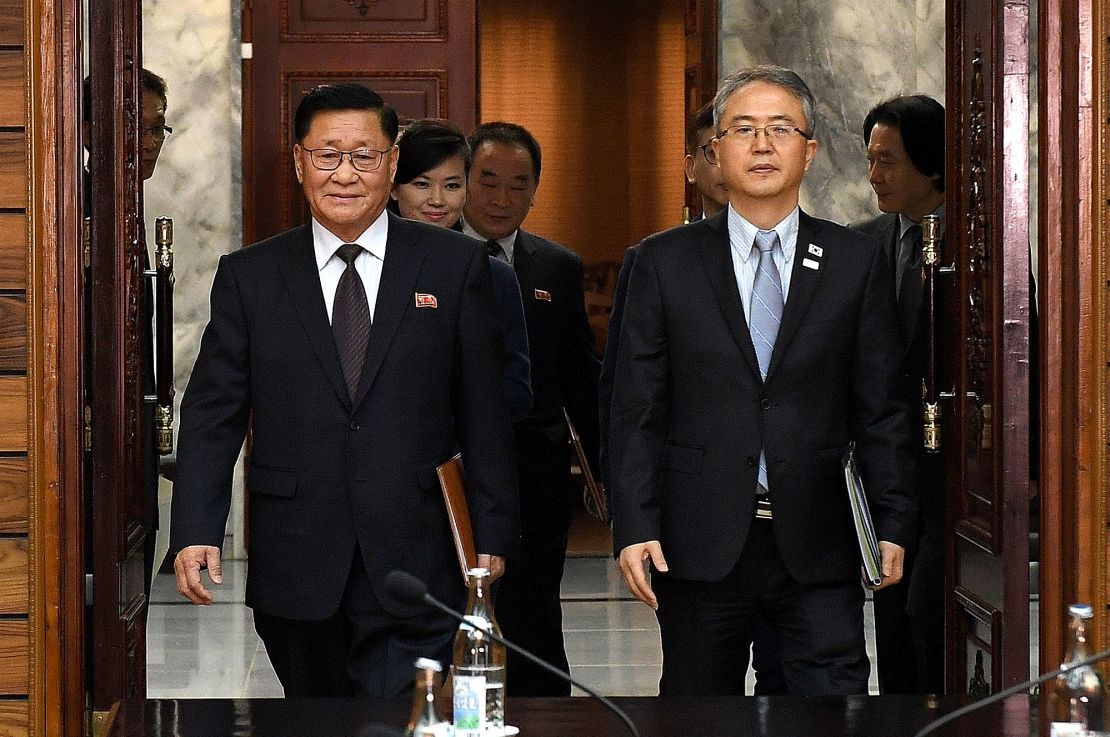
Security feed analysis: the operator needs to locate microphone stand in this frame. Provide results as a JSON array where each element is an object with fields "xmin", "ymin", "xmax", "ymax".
[
  {"xmin": 418, "ymin": 590, "xmax": 641, "ymax": 737},
  {"xmin": 913, "ymin": 646, "xmax": 1110, "ymax": 737}
]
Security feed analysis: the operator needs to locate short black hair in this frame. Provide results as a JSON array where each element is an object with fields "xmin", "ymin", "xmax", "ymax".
[
  {"xmin": 293, "ymin": 83, "xmax": 398, "ymax": 144},
  {"xmin": 863, "ymin": 94, "xmax": 945, "ymax": 192},
  {"xmin": 81, "ymin": 68, "xmax": 168, "ymax": 124},
  {"xmin": 685, "ymin": 100, "xmax": 715, "ymax": 155},
  {"xmin": 394, "ymin": 118, "xmax": 471, "ymax": 185},
  {"xmin": 467, "ymin": 122, "xmax": 542, "ymax": 182}
]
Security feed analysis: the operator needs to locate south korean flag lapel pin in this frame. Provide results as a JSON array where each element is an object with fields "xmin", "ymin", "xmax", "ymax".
[{"xmin": 802, "ymin": 243, "xmax": 822, "ymax": 271}]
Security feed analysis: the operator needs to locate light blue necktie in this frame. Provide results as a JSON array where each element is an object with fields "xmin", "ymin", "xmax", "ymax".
[{"xmin": 750, "ymin": 229, "xmax": 783, "ymax": 493}]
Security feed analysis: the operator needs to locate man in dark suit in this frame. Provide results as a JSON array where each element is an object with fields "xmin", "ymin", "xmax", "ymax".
[
  {"xmin": 170, "ymin": 84, "xmax": 518, "ymax": 697},
  {"xmin": 599, "ymin": 100, "xmax": 787, "ymax": 695},
  {"xmin": 851, "ymin": 94, "xmax": 946, "ymax": 694},
  {"xmin": 461, "ymin": 122, "xmax": 601, "ymax": 696},
  {"xmin": 610, "ymin": 65, "xmax": 916, "ymax": 696}
]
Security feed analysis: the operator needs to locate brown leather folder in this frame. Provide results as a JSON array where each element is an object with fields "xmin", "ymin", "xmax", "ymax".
[
  {"xmin": 564, "ymin": 409, "xmax": 610, "ymax": 523},
  {"xmin": 435, "ymin": 453, "xmax": 478, "ymax": 580}
]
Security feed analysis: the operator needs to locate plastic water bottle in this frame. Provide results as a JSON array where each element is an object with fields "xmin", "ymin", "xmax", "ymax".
[{"xmin": 451, "ymin": 568, "xmax": 507, "ymax": 736}]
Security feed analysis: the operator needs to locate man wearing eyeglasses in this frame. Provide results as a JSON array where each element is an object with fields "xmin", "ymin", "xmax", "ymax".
[
  {"xmin": 170, "ymin": 83, "xmax": 518, "ymax": 697},
  {"xmin": 609, "ymin": 65, "xmax": 916, "ymax": 696}
]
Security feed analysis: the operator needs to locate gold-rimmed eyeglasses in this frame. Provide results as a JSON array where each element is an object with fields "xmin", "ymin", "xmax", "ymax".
[
  {"xmin": 704, "ymin": 125, "xmax": 810, "ymax": 164},
  {"xmin": 302, "ymin": 146, "xmax": 393, "ymax": 172}
]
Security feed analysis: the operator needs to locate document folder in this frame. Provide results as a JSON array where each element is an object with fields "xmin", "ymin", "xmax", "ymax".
[
  {"xmin": 564, "ymin": 408, "xmax": 610, "ymax": 523},
  {"xmin": 435, "ymin": 453, "xmax": 478, "ymax": 581},
  {"xmin": 842, "ymin": 442, "xmax": 884, "ymax": 588}
]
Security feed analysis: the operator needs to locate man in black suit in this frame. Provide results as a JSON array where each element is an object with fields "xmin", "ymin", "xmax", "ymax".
[
  {"xmin": 170, "ymin": 84, "xmax": 518, "ymax": 697},
  {"xmin": 851, "ymin": 94, "xmax": 946, "ymax": 694},
  {"xmin": 599, "ymin": 100, "xmax": 787, "ymax": 695},
  {"xmin": 461, "ymin": 122, "xmax": 601, "ymax": 696},
  {"xmin": 610, "ymin": 65, "xmax": 916, "ymax": 696}
]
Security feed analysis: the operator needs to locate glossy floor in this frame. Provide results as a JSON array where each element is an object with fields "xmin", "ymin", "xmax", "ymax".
[{"xmin": 147, "ymin": 556, "xmax": 899, "ymax": 698}]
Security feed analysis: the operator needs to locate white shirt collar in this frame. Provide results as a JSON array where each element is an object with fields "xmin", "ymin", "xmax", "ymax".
[
  {"xmin": 312, "ymin": 210, "xmax": 389, "ymax": 271},
  {"xmin": 460, "ymin": 217, "xmax": 517, "ymax": 254},
  {"xmin": 898, "ymin": 202, "xmax": 945, "ymax": 240},
  {"xmin": 727, "ymin": 205, "xmax": 799, "ymax": 262}
]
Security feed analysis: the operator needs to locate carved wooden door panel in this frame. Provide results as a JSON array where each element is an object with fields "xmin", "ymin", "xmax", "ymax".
[
  {"xmin": 243, "ymin": 0, "xmax": 478, "ymax": 244},
  {"xmin": 944, "ymin": 0, "xmax": 1031, "ymax": 693},
  {"xmin": 86, "ymin": 0, "xmax": 149, "ymax": 710}
]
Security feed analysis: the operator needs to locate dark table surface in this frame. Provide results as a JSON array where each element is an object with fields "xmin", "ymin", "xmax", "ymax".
[{"xmin": 106, "ymin": 695, "xmax": 1045, "ymax": 737}]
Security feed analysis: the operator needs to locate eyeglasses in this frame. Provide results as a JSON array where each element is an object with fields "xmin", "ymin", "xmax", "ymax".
[
  {"xmin": 142, "ymin": 124, "xmax": 172, "ymax": 142},
  {"xmin": 704, "ymin": 125, "xmax": 810, "ymax": 164},
  {"xmin": 697, "ymin": 143, "xmax": 714, "ymax": 164},
  {"xmin": 302, "ymin": 146, "xmax": 393, "ymax": 172}
]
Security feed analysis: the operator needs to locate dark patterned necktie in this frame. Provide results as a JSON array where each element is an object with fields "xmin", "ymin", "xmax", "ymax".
[
  {"xmin": 486, "ymin": 239, "xmax": 506, "ymax": 261},
  {"xmin": 332, "ymin": 243, "xmax": 371, "ymax": 400},
  {"xmin": 897, "ymin": 223, "xmax": 923, "ymax": 299}
]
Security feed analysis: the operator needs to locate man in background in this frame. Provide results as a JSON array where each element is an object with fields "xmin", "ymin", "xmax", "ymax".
[
  {"xmin": 461, "ymin": 122, "xmax": 601, "ymax": 696},
  {"xmin": 851, "ymin": 94, "xmax": 945, "ymax": 694}
]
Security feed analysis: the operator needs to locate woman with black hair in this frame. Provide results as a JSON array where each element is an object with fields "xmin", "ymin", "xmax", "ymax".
[{"xmin": 391, "ymin": 119, "xmax": 532, "ymax": 420}]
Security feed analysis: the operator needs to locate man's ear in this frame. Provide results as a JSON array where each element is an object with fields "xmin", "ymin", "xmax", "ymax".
[
  {"xmin": 684, "ymin": 154, "xmax": 696, "ymax": 184},
  {"xmin": 293, "ymin": 144, "xmax": 304, "ymax": 183}
]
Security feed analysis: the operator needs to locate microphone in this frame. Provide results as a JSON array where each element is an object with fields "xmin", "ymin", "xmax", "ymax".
[
  {"xmin": 384, "ymin": 570, "xmax": 641, "ymax": 737},
  {"xmin": 913, "ymin": 646, "xmax": 1110, "ymax": 737}
]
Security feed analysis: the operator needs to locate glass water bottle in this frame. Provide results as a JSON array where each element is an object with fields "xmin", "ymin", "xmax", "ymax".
[
  {"xmin": 405, "ymin": 657, "xmax": 449, "ymax": 737},
  {"xmin": 451, "ymin": 567, "xmax": 507, "ymax": 736},
  {"xmin": 1050, "ymin": 604, "xmax": 1105, "ymax": 736}
]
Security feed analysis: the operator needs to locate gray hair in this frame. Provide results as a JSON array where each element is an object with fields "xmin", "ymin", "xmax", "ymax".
[{"xmin": 712, "ymin": 65, "xmax": 818, "ymax": 139}]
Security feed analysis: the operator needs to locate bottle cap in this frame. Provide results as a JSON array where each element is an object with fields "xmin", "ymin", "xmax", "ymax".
[
  {"xmin": 1069, "ymin": 604, "xmax": 1095, "ymax": 619},
  {"xmin": 414, "ymin": 657, "xmax": 442, "ymax": 672}
]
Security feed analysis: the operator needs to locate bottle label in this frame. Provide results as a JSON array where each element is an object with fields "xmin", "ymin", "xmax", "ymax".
[
  {"xmin": 1050, "ymin": 722, "xmax": 1087, "ymax": 737},
  {"xmin": 453, "ymin": 675, "xmax": 486, "ymax": 736}
]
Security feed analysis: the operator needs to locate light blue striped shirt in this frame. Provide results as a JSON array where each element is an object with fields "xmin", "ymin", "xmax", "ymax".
[{"xmin": 726, "ymin": 205, "xmax": 799, "ymax": 322}]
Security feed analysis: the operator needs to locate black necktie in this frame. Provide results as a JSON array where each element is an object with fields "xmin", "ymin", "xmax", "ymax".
[
  {"xmin": 896, "ymin": 223, "xmax": 923, "ymax": 299},
  {"xmin": 332, "ymin": 243, "xmax": 371, "ymax": 400},
  {"xmin": 486, "ymin": 239, "xmax": 505, "ymax": 261}
]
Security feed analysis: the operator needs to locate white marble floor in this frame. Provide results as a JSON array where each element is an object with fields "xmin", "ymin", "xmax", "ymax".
[{"xmin": 146, "ymin": 556, "xmax": 890, "ymax": 698}]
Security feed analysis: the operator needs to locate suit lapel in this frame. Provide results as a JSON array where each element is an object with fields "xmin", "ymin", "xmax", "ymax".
[
  {"xmin": 698, "ymin": 214, "xmax": 761, "ymax": 382},
  {"xmin": 276, "ymin": 225, "xmax": 351, "ymax": 409},
  {"xmin": 351, "ymin": 213, "xmax": 427, "ymax": 411},
  {"xmin": 767, "ymin": 212, "xmax": 824, "ymax": 380},
  {"xmin": 511, "ymin": 230, "xmax": 538, "ymax": 297}
]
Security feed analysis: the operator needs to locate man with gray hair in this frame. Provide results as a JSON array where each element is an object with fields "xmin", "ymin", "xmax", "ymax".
[{"xmin": 608, "ymin": 65, "xmax": 916, "ymax": 695}]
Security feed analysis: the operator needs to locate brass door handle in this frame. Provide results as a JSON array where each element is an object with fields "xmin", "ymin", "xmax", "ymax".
[{"xmin": 154, "ymin": 217, "xmax": 175, "ymax": 455}]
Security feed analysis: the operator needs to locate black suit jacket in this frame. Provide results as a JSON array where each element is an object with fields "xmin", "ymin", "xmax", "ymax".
[
  {"xmin": 170, "ymin": 213, "xmax": 519, "ymax": 620},
  {"xmin": 851, "ymin": 213, "xmax": 945, "ymax": 520},
  {"xmin": 609, "ymin": 210, "xmax": 916, "ymax": 585},
  {"xmin": 511, "ymin": 229, "xmax": 601, "ymax": 476},
  {"xmin": 598, "ymin": 244, "xmax": 639, "ymax": 490}
]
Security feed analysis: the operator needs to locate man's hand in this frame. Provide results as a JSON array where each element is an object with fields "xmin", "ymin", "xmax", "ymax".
[
  {"xmin": 476, "ymin": 553, "xmax": 505, "ymax": 583},
  {"xmin": 871, "ymin": 541, "xmax": 905, "ymax": 591},
  {"xmin": 174, "ymin": 545, "xmax": 223, "ymax": 605},
  {"xmin": 618, "ymin": 541, "xmax": 668, "ymax": 610}
]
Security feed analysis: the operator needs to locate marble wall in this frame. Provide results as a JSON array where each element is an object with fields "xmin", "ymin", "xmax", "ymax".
[
  {"xmin": 719, "ymin": 0, "xmax": 945, "ymax": 224},
  {"xmin": 142, "ymin": 0, "xmax": 244, "ymax": 555}
]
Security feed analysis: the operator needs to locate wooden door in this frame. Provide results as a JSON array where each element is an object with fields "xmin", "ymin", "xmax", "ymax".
[
  {"xmin": 682, "ymin": 0, "xmax": 717, "ymax": 221},
  {"xmin": 944, "ymin": 0, "xmax": 1032, "ymax": 693},
  {"xmin": 243, "ymin": 0, "xmax": 478, "ymax": 245},
  {"xmin": 86, "ymin": 0, "xmax": 149, "ymax": 710}
]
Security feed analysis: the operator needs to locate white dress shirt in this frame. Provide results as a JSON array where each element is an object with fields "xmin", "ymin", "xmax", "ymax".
[
  {"xmin": 312, "ymin": 211, "xmax": 388, "ymax": 324},
  {"xmin": 726, "ymin": 205, "xmax": 799, "ymax": 322}
]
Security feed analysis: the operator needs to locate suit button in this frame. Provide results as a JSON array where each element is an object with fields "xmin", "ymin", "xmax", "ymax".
[
  {"xmin": 760, "ymin": 399, "xmax": 772, "ymax": 410},
  {"xmin": 349, "ymin": 421, "xmax": 360, "ymax": 432},
  {"xmin": 746, "ymin": 456, "xmax": 758, "ymax": 467}
]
